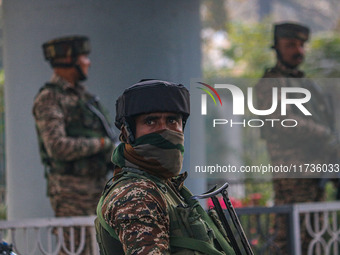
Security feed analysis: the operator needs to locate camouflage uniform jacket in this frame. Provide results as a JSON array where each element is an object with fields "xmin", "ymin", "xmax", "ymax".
[
  {"xmin": 255, "ymin": 61, "xmax": 336, "ymax": 168},
  {"xmin": 33, "ymin": 74, "xmax": 113, "ymax": 177},
  {"xmin": 101, "ymin": 173, "xmax": 170, "ymax": 254},
  {"xmin": 99, "ymin": 169, "xmax": 234, "ymax": 255}
]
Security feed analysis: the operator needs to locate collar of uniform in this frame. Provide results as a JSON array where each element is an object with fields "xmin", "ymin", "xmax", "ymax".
[
  {"xmin": 50, "ymin": 73, "xmax": 85, "ymax": 92},
  {"xmin": 275, "ymin": 60, "xmax": 304, "ymax": 78},
  {"xmin": 171, "ymin": 171, "xmax": 188, "ymax": 190}
]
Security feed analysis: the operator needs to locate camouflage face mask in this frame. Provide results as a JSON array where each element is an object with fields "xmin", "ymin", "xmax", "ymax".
[{"xmin": 112, "ymin": 129, "xmax": 185, "ymax": 179}]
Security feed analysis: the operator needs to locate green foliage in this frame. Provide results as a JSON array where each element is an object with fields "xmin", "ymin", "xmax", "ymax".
[
  {"xmin": 221, "ymin": 21, "xmax": 274, "ymax": 78},
  {"xmin": 303, "ymin": 33, "xmax": 340, "ymax": 77},
  {"xmin": 0, "ymin": 203, "xmax": 6, "ymax": 220},
  {"xmin": 244, "ymin": 180, "xmax": 273, "ymax": 206},
  {"xmin": 0, "ymin": 69, "xmax": 4, "ymax": 84},
  {"xmin": 325, "ymin": 182, "xmax": 337, "ymax": 201},
  {"xmin": 205, "ymin": 23, "xmax": 340, "ymax": 79}
]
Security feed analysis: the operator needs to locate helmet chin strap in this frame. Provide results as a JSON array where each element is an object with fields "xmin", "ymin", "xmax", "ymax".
[
  {"xmin": 75, "ymin": 64, "xmax": 87, "ymax": 81},
  {"xmin": 72, "ymin": 55, "xmax": 87, "ymax": 81},
  {"xmin": 123, "ymin": 121, "xmax": 135, "ymax": 144}
]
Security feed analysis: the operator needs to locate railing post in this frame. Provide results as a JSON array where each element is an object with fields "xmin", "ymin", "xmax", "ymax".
[{"xmin": 291, "ymin": 204, "xmax": 302, "ymax": 255}]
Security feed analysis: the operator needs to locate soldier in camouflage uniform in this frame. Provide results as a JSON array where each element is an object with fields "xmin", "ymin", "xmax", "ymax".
[
  {"xmin": 255, "ymin": 23, "xmax": 338, "ymax": 254},
  {"xmin": 95, "ymin": 80, "xmax": 236, "ymax": 255},
  {"xmin": 33, "ymin": 36, "xmax": 115, "ymax": 255}
]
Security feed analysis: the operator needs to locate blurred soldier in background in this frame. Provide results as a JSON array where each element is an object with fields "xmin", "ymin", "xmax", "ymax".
[
  {"xmin": 33, "ymin": 36, "xmax": 115, "ymax": 255},
  {"xmin": 256, "ymin": 23, "xmax": 339, "ymax": 254}
]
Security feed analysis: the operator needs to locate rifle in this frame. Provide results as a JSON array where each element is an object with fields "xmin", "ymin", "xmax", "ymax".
[
  {"xmin": 86, "ymin": 96, "xmax": 119, "ymax": 144},
  {"xmin": 192, "ymin": 182, "xmax": 254, "ymax": 255}
]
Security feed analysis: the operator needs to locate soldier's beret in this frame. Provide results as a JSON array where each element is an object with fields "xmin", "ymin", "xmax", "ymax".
[
  {"xmin": 42, "ymin": 35, "xmax": 90, "ymax": 61},
  {"xmin": 273, "ymin": 22, "xmax": 310, "ymax": 43}
]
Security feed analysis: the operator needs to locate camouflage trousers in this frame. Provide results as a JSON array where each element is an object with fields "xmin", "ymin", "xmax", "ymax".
[
  {"xmin": 273, "ymin": 178, "xmax": 325, "ymax": 255},
  {"xmin": 47, "ymin": 174, "xmax": 107, "ymax": 255}
]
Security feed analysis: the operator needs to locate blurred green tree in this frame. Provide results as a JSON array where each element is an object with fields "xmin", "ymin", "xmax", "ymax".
[
  {"xmin": 208, "ymin": 21, "xmax": 274, "ymax": 79},
  {"xmin": 223, "ymin": 21, "xmax": 273, "ymax": 78},
  {"xmin": 303, "ymin": 33, "xmax": 340, "ymax": 77}
]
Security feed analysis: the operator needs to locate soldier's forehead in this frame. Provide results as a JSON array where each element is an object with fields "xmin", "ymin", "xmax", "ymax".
[{"xmin": 278, "ymin": 38, "xmax": 304, "ymax": 44}]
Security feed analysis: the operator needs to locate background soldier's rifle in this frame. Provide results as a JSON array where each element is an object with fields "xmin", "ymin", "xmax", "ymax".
[
  {"xmin": 86, "ymin": 96, "xmax": 119, "ymax": 144},
  {"xmin": 193, "ymin": 182, "xmax": 254, "ymax": 255}
]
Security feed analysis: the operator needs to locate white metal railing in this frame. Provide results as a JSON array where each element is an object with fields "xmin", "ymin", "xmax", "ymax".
[
  {"xmin": 0, "ymin": 216, "xmax": 99, "ymax": 255},
  {"xmin": 292, "ymin": 201, "xmax": 340, "ymax": 255},
  {"xmin": 0, "ymin": 201, "xmax": 339, "ymax": 255}
]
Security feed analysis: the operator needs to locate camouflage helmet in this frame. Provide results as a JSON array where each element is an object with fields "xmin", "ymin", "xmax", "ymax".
[
  {"xmin": 42, "ymin": 36, "xmax": 90, "ymax": 66},
  {"xmin": 272, "ymin": 22, "xmax": 310, "ymax": 48},
  {"xmin": 115, "ymin": 79, "xmax": 190, "ymax": 131}
]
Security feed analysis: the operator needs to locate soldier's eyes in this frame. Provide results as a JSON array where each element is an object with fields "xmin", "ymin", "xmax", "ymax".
[
  {"xmin": 145, "ymin": 119, "xmax": 155, "ymax": 125},
  {"xmin": 168, "ymin": 117, "xmax": 181, "ymax": 124}
]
